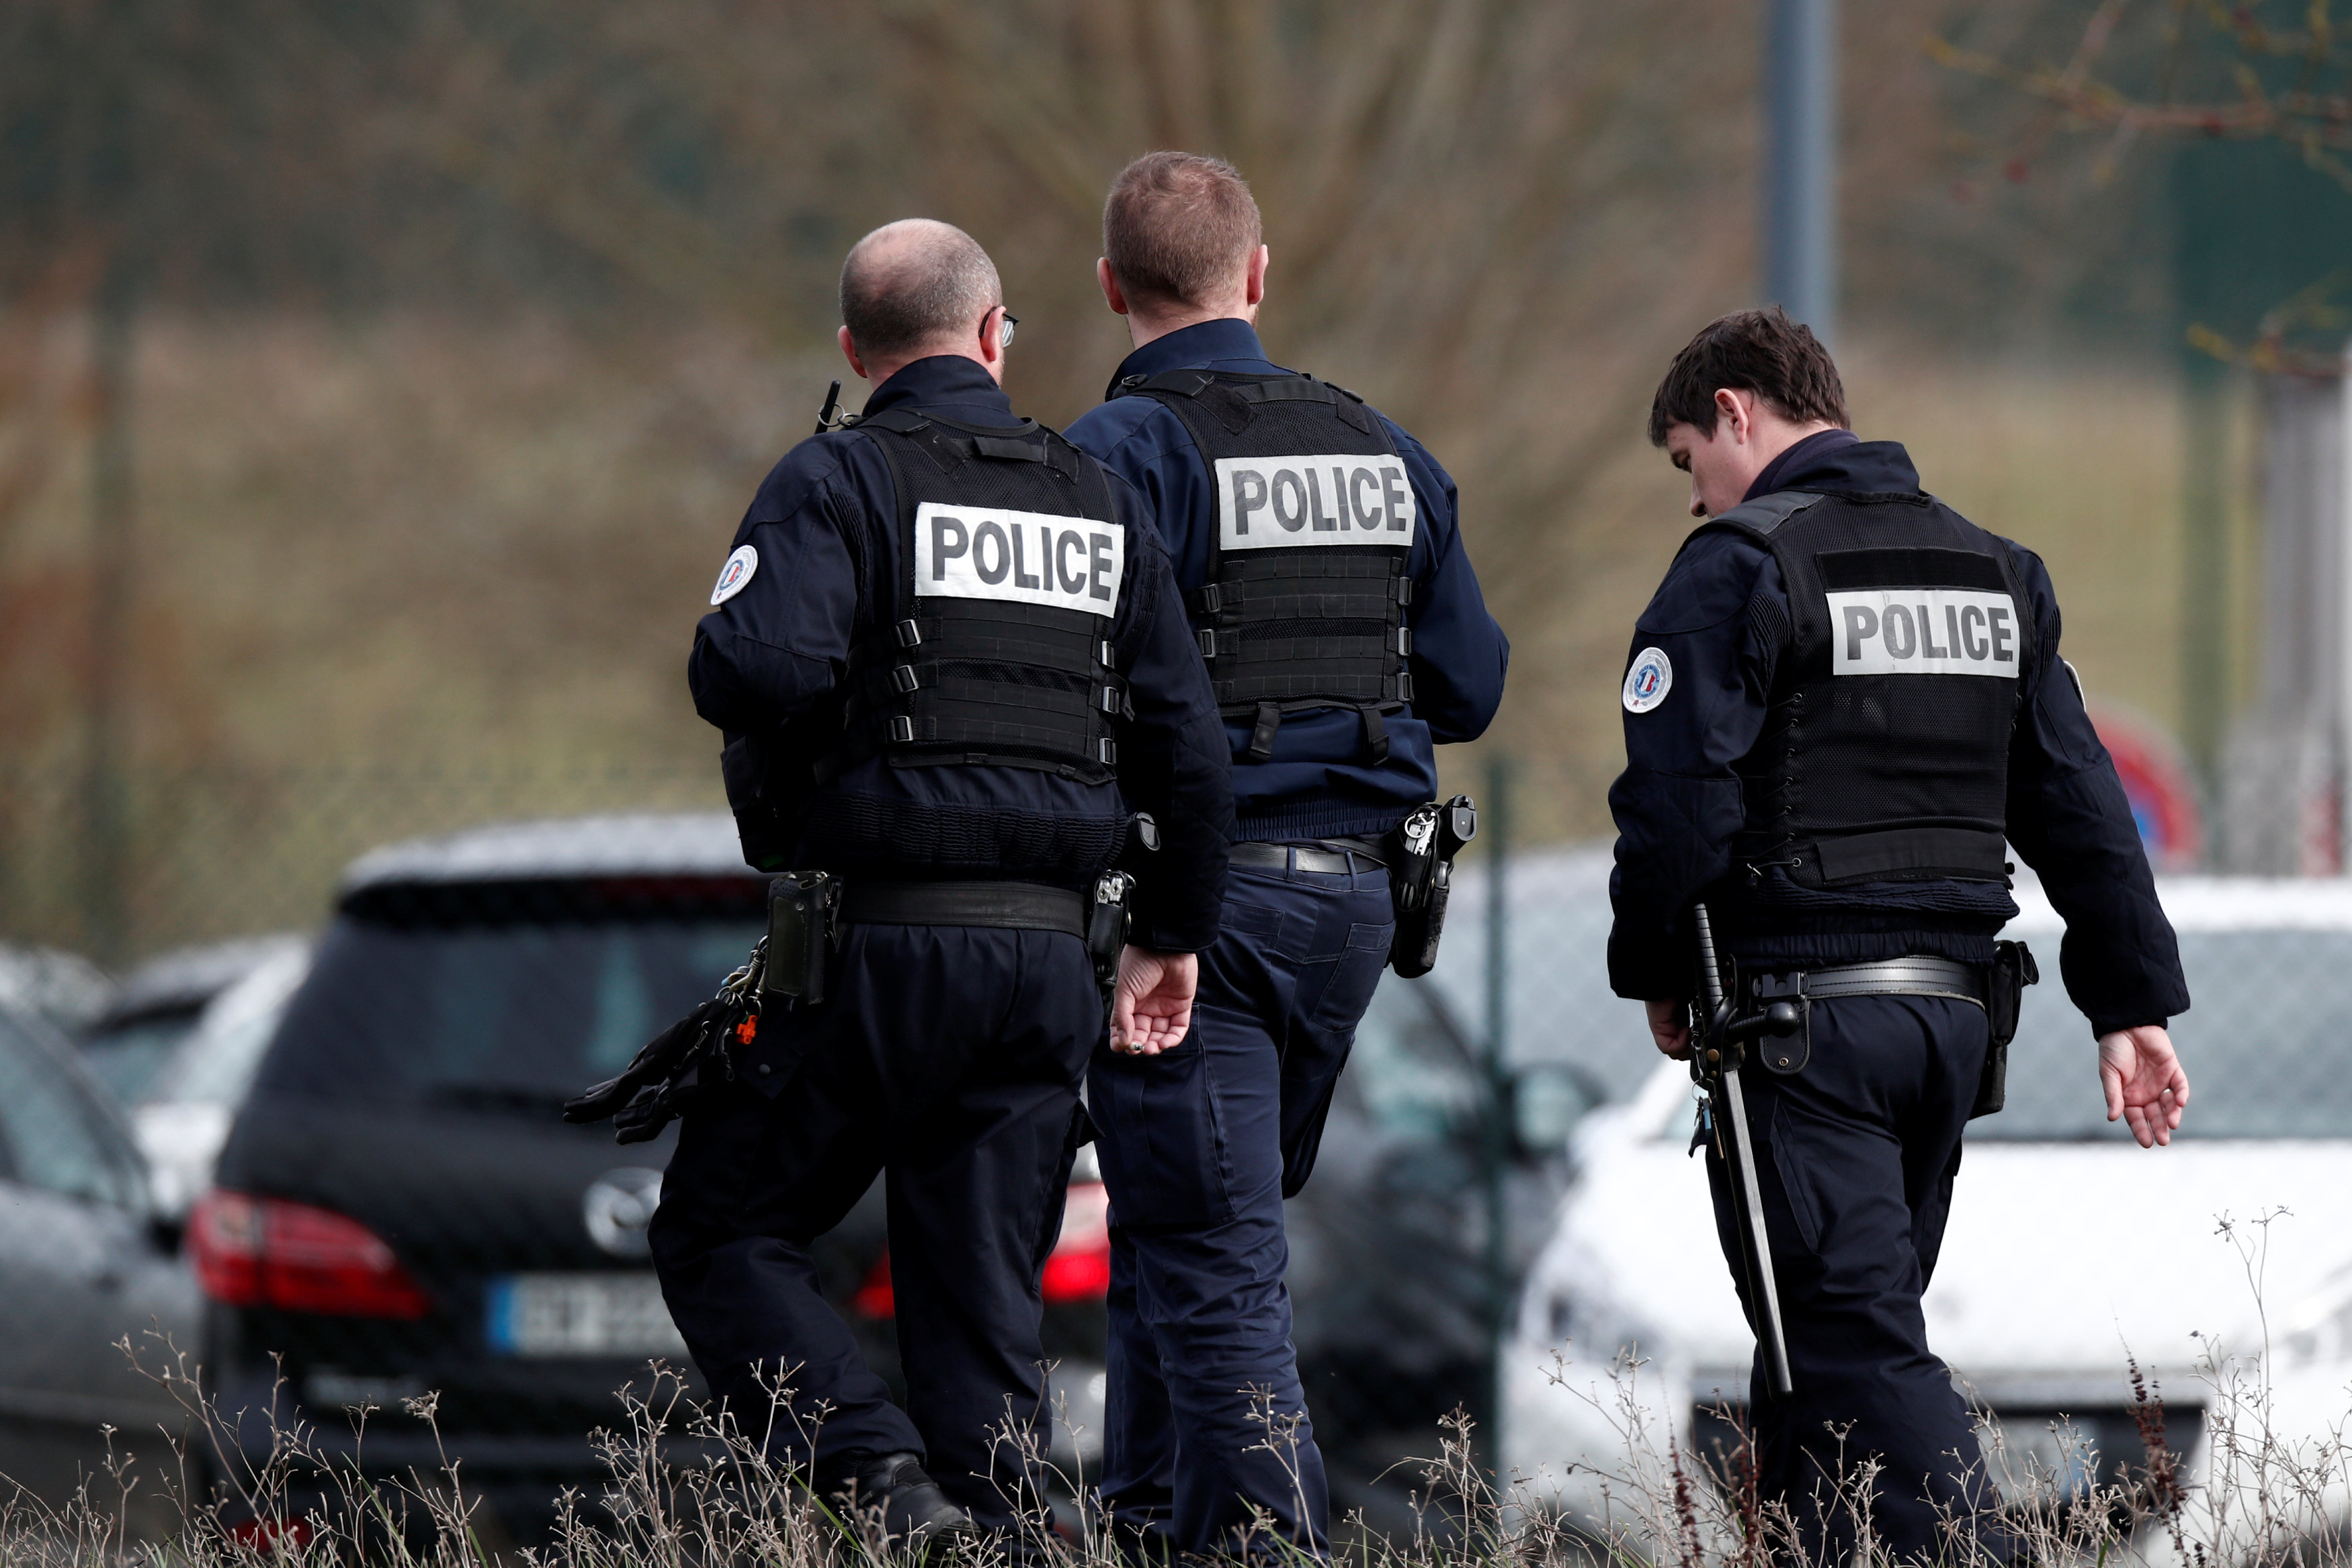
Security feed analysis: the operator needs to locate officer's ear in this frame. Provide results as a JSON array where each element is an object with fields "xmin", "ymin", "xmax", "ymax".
[
  {"xmin": 1097, "ymin": 259, "xmax": 1130, "ymax": 318},
  {"xmin": 1714, "ymin": 386, "xmax": 1755, "ymax": 446},
  {"xmin": 1243, "ymin": 245, "xmax": 1268, "ymax": 310},
  {"xmin": 838, "ymin": 326, "xmax": 871, "ymax": 382}
]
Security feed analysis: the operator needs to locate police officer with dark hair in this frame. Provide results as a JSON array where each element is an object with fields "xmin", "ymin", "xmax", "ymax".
[
  {"xmin": 1613, "ymin": 306, "xmax": 2191, "ymax": 1561},
  {"xmin": 650, "ymin": 218, "xmax": 1232, "ymax": 1544},
  {"xmin": 1064, "ymin": 152, "xmax": 1508, "ymax": 1558}
]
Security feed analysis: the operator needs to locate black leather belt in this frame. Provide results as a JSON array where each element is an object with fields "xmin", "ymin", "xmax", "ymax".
[
  {"xmin": 838, "ymin": 880, "xmax": 1085, "ymax": 937},
  {"xmin": 1230, "ymin": 839, "xmax": 1387, "ymax": 875},
  {"xmin": 1749, "ymin": 955, "xmax": 1986, "ymax": 1008}
]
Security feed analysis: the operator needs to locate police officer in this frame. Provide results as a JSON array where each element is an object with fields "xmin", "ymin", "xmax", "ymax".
[
  {"xmin": 1611, "ymin": 307, "xmax": 2192, "ymax": 1561},
  {"xmin": 650, "ymin": 219, "xmax": 1232, "ymax": 1543},
  {"xmin": 1063, "ymin": 153, "xmax": 1509, "ymax": 1557}
]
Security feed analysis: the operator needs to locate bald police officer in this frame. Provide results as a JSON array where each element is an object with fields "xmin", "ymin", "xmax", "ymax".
[
  {"xmin": 1066, "ymin": 153, "xmax": 1508, "ymax": 1558},
  {"xmin": 1611, "ymin": 308, "xmax": 2191, "ymax": 1563},
  {"xmin": 651, "ymin": 220, "xmax": 1232, "ymax": 1544}
]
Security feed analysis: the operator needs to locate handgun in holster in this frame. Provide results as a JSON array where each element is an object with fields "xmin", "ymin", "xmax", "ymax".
[
  {"xmin": 1086, "ymin": 812, "xmax": 1159, "ymax": 1010},
  {"xmin": 1387, "ymin": 794, "xmax": 1477, "ymax": 979}
]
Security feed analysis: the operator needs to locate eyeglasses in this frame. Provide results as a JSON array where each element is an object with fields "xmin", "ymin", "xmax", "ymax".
[{"xmin": 994, "ymin": 308, "xmax": 1018, "ymax": 349}]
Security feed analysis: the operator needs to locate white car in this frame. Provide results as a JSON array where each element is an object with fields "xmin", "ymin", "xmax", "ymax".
[
  {"xmin": 130, "ymin": 939, "xmax": 312, "ymax": 1218},
  {"xmin": 1504, "ymin": 875, "xmax": 2352, "ymax": 1533}
]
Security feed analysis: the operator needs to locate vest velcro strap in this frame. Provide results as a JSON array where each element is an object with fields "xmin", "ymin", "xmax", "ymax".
[
  {"xmin": 1247, "ymin": 701, "xmax": 1283, "ymax": 763},
  {"xmin": 1807, "ymin": 826, "xmax": 2010, "ymax": 885},
  {"xmin": 970, "ymin": 435, "xmax": 1046, "ymax": 462},
  {"xmin": 1359, "ymin": 704, "xmax": 1390, "ymax": 764}
]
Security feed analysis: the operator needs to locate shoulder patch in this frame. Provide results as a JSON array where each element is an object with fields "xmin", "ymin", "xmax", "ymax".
[
  {"xmin": 710, "ymin": 544, "xmax": 757, "ymax": 606},
  {"xmin": 1623, "ymin": 646, "xmax": 1673, "ymax": 713}
]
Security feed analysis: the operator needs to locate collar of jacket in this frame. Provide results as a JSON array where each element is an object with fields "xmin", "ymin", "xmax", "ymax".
[
  {"xmin": 1103, "ymin": 317, "xmax": 1277, "ymax": 399},
  {"xmin": 861, "ymin": 354, "xmax": 1022, "ymax": 427},
  {"xmin": 1749, "ymin": 432, "xmax": 1921, "ymax": 499}
]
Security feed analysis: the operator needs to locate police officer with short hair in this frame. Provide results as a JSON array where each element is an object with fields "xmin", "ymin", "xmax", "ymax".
[
  {"xmin": 1064, "ymin": 153, "xmax": 1509, "ymax": 1557},
  {"xmin": 1611, "ymin": 307, "xmax": 2192, "ymax": 1562},
  {"xmin": 650, "ymin": 219, "xmax": 1232, "ymax": 1542}
]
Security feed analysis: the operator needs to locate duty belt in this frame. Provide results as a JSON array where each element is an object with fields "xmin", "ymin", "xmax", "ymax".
[
  {"xmin": 839, "ymin": 879, "xmax": 1087, "ymax": 937},
  {"xmin": 1745, "ymin": 955, "xmax": 1986, "ymax": 1008},
  {"xmin": 1737, "ymin": 955, "xmax": 1986, "ymax": 1077},
  {"xmin": 1229, "ymin": 838, "xmax": 1388, "ymax": 876}
]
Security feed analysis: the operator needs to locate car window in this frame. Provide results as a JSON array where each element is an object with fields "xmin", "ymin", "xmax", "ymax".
[
  {"xmin": 1347, "ymin": 983, "xmax": 1481, "ymax": 1142},
  {"xmin": 257, "ymin": 898, "xmax": 762, "ymax": 1103},
  {"xmin": 0, "ymin": 1009, "xmax": 140, "ymax": 1207},
  {"xmin": 1975, "ymin": 928, "xmax": 2352, "ymax": 1141},
  {"xmin": 79, "ymin": 1006, "xmax": 205, "ymax": 1103}
]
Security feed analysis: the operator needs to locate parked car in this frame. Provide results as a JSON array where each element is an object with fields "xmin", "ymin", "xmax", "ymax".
[
  {"xmin": 0, "ymin": 943, "xmax": 116, "ymax": 1041},
  {"xmin": 130, "ymin": 941, "xmax": 314, "ymax": 1219},
  {"xmin": 1503, "ymin": 875, "xmax": 2352, "ymax": 1532},
  {"xmin": 0, "ymin": 994, "xmax": 199, "ymax": 1540},
  {"xmin": 80, "ymin": 936, "xmax": 306, "ymax": 1108}
]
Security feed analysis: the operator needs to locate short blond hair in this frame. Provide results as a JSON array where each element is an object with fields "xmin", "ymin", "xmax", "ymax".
[{"xmin": 1102, "ymin": 152, "xmax": 1262, "ymax": 311}]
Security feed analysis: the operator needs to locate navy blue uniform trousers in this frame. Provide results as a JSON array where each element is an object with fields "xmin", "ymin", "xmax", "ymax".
[
  {"xmin": 649, "ymin": 922, "xmax": 1099, "ymax": 1532},
  {"xmin": 1089, "ymin": 853, "xmax": 1394, "ymax": 1557},
  {"xmin": 1706, "ymin": 992, "xmax": 1999, "ymax": 1564}
]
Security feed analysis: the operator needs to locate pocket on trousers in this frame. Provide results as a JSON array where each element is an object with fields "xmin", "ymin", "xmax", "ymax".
[
  {"xmin": 1304, "ymin": 921, "xmax": 1394, "ymax": 1033},
  {"xmin": 1767, "ymin": 1095, "xmax": 1827, "ymax": 1256},
  {"xmin": 1093, "ymin": 1035, "xmax": 1234, "ymax": 1229}
]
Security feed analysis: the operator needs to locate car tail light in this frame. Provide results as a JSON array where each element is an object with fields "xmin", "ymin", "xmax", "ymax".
[
  {"xmin": 851, "ymin": 1180, "xmax": 1114, "ymax": 1320},
  {"xmin": 1041, "ymin": 1181, "xmax": 1111, "ymax": 1304},
  {"xmin": 190, "ymin": 1190, "xmax": 433, "ymax": 1319}
]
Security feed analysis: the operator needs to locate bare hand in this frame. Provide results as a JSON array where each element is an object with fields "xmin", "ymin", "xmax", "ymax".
[
  {"xmin": 1111, "ymin": 947, "xmax": 1197, "ymax": 1055},
  {"xmin": 2099, "ymin": 1025, "xmax": 2189, "ymax": 1147},
  {"xmin": 1647, "ymin": 998, "xmax": 1692, "ymax": 1059}
]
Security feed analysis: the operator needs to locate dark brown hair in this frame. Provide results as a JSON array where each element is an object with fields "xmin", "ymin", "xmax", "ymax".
[
  {"xmin": 1102, "ymin": 151, "xmax": 1262, "ymax": 311},
  {"xmin": 1646, "ymin": 307, "xmax": 1849, "ymax": 445}
]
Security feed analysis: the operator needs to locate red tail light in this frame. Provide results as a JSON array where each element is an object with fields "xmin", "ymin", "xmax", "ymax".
[
  {"xmin": 1041, "ymin": 1182, "xmax": 1111, "ymax": 1304},
  {"xmin": 851, "ymin": 1180, "xmax": 1114, "ymax": 1319},
  {"xmin": 190, "ymin": 1190, "xmax": 433, "ymax": 1319}
]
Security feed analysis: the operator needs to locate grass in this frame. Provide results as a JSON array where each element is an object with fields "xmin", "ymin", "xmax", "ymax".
[{"xmin": 12, "ymin": 1303, "xmax": 2352, "ymax": 1568}]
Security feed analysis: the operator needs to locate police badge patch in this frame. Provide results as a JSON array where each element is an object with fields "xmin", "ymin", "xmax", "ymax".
[
  {"xmin": 1622, "ymin": 646, "xmax": 1673, "ymax": 713},
  {"xmin": 710, "ymin": 545, "xmax": 758, "ymax": 606}
]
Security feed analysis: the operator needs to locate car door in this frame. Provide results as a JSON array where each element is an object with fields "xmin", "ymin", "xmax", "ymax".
[{"xmin": 0, "ymin": 1004, "xmax": 198, "ymax": 1524}]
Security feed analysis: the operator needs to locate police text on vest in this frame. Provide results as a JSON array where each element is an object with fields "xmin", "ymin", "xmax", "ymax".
[
  {"xmin": 1214, "ymin": 455, "xmax": 1417, "ymax": 552},
  {"xmin": 1826, "ymin": 589, "xmax": 2018, "ymax": 676},
  {"xmin": 915, "ymin": 503, "xmax": 1126, "ymax": 613}
]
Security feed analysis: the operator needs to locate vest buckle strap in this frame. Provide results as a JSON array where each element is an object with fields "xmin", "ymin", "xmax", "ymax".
[
  {"xmin": 1198, "ymin": 629, "xmax": 1217, "ymax": 658},
  {"xmin": 1396, "ymin": 627, "xmax": 1413, "ymax": 657},
  {"xmin": 1396, "ymin": 577, "xmax": 1414, "ymax": 605},
  {"xmin": 1195, "ymin": 582, "xmax": 1224, "ymax": 615},
  {"xmin": 890, "ymin": 665, "xmax": 920, "ymax": 695},
  {"xmin": 1097, "ymin": 738, "xmax": 1118, "ymax": 767},
  {"xmin": 887, "ymin": 715, "xmax": 915, "ymax": 744},
  {"xmin": 1246, "ymin": 701, "xmax": 1283, "ymax": 763},
  {"xmin": 895, "ymin": 618, "xmax": 923, "ymax": 648},
  {"xmin": 1099, "ymin": 639, "xmax": 1116, "ymax": 669}
]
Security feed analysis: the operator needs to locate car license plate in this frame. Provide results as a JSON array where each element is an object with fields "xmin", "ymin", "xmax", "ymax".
[{"xmin": 485, "ymin": 1272, "xmax": 688, "ymax": 1358}]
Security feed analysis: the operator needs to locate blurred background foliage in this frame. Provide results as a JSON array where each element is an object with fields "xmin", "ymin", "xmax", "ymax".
[{"xmin": 1, "ymin": 0, "xmax": 2349, "ymax": 953}]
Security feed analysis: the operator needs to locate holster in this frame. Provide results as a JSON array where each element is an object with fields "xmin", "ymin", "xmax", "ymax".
[
  {"xmin": 1387, "ymin": 795, "xmax": 1476, "ymax": 979},
  {"xmin": 1087, "ymin": 871, "xmax": 1135, "ymax": 1006},
  {"xmin": 1974, "ymin": 939, "xmax": 2039, "ymax": 1119},
  {"xmin": 761, "ymin": 871, "xmax": 841, "ymax": 1008}
]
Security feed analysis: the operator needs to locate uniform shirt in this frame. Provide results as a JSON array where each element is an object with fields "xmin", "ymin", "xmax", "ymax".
[
  {"xmin": 1607, "ymin": 437, "xmax": 2189, "ymax": 1037},
  {"xmin": 1064, "ymin": 319, "xmax": 1509, "ymax": 843},
  {"xmin": 688, "ymin": 355, "xmax": 1232, "ymax": 953}
]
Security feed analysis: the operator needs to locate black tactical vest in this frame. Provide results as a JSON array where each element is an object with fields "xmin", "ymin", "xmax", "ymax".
[
  {"xmin": 1118, "ymin": 369, "xmax": 1415, "ymax": 763},
  {"xmin": 1702, "ymin": 488, "xmax": 2034, "ymax": 888},
  {"xmin": 816, "ymin": 407, "xmax": 1129, "ymax": 787}
]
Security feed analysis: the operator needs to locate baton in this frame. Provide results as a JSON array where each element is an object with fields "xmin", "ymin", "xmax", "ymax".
[{"xmin": 1691, "ymin": 902, "xmax": 1796, "ymax": 1401}]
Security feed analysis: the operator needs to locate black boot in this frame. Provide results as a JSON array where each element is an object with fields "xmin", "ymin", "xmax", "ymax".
[{"xmin": 828, "ymin": 1451, "xmax": 978, "ymax": 1548}]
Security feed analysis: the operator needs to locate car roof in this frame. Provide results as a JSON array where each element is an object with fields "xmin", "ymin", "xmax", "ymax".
[
  {"xmin": 339, "ymin": 812, "xmax": 759, "ymax": 892},
  {"xmin": 2013, "ymin": 874, "xmax": 2352, "ymax": 932},
  {"xmin": 100, "ymin": 933, "xmax": 310, "ymax": 1022}
]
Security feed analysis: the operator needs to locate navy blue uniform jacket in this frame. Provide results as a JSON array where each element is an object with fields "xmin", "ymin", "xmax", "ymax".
[
  {"xmin": 1607, "ymin": 434, "xmax": 2189, "ymax": 1037},
  {"xmin": 1064, "ymin": 320, "xmax": 1509, "ymax": 842},
  {"xmin": 687, "ymin": 355, "xmax": 1232, "ymax": 953}
]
